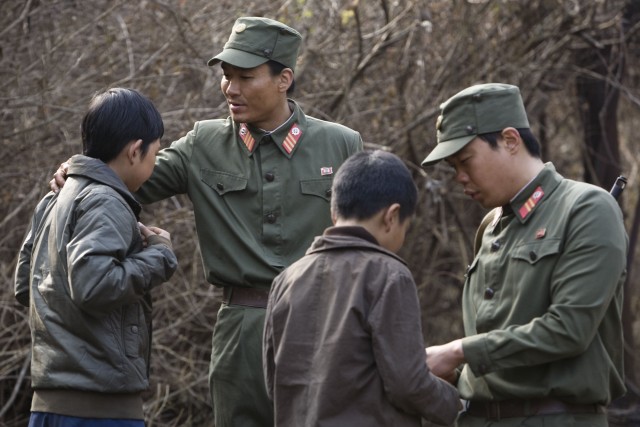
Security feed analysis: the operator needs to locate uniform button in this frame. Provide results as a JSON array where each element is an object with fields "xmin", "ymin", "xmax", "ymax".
[
  {"xmin": 265, "ymin": 172, "xmax": 275, "ymax": 182},
  {"xmin": 131, "ymin": 326, "xmax": 138, "ymax": 333},
  {"xmin": 490, "ymin": 240, "xmax": 501, "ymax": 252},
  {"xmin": 325, "ymin": 189, "xmax": 332, "ymax": 197},
  {"xmin": 216, "ymin": 183, "xmax": 224, "ymax": 191},
  {"xmin": 529, "ymin": 251, "xmax": 538, "ymax": 261},
  {"xmin": 266, "ymin": 213, "xmax": 276, "ymax": 224},
  {"xmin": 484, "ymin": 288, "xmax": 495, "ymax": 300}
]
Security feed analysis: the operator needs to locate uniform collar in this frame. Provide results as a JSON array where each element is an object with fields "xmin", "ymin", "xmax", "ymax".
[
  {"xmin": 236, "ymin": 99, "xmax": 307, "ymax": 159},
  {"xmin": 507, "ymin": 162, "xmax": 562, "ymax": 224}
]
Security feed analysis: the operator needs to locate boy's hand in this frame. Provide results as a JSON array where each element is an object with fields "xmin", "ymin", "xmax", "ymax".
[
  {"xmin": 425, "ymin": 339, "xmax": 464, "ymax": 384},
  {"xmin": 50, "ymin": 161, "xmax": 70, "ymax": 193},
  {"xmin": 138, "ymin": 222, "xmax": 172, "ymax": 249}
]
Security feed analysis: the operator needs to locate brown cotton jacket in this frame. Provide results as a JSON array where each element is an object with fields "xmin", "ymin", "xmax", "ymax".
[{"xmin": 264, "ymin": 226, "xmax": 460, "ymax": 427}]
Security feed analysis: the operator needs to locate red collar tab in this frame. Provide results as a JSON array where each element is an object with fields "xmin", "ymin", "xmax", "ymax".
[
  {"xmin": 518, "ymin": 186, "xmax": 544, "ymax": 219},
  {"xmin": 283, "ymin": 123, "xmax": 302, "ymax": 154},
  {"xmin": 239, "ymin": 123, "xmax": 255, "ymax": 152}
]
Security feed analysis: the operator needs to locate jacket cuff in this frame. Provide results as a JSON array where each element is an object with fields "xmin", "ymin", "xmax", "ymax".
[
  {"xmin": 462, "ymin": 333, "xmax": 492, "ymax": 376},
  {"xmin": 147, "ymin": 234, "xmax": 173, "ymax": 251}
]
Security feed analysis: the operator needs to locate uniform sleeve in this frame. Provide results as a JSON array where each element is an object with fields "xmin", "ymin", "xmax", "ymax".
[
  {"xmin": 135, "ymin": 125, "xmax": 196, "ymax": 204},
  {"xmin": 14, "ymin": 192, "xmax": 57, "ymax": 307},
  {"xmin": 463, "ymin": 190, "xmax": 627, "ymax": 375},
  {"xmin": 66, "ymin": 193, "xmax": 178, "ymax": 317},
  {"xmin": 351, "ymin": 131, "xmax": 364, "ymax": 155},
  {"xmin": 369, "ymin": 268, "xmax": 460, "ymax": 426}
]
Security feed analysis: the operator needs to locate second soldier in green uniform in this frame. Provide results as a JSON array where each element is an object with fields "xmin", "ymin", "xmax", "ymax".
[{"xmin": 422, "ymin": 83, "xmax": 627, "ymax": 427}]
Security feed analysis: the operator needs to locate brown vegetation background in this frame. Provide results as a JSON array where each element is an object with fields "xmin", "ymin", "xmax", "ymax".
[{"xmin": 1, "ymin": 1, "xmax": 639, "ymax": 426}]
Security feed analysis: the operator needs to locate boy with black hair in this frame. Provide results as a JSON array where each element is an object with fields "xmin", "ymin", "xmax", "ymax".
[
  {"xmin": 15, "ymin": 88, "xmax": 178, "ymax": 426},
  {"xmin": 263, "ymin": 150, "xmax": 461, "ymax": 427}
]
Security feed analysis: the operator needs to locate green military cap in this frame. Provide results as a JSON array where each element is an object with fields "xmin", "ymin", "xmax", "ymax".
[
  {"xmin": 207, "ymin": 17, "xmax": 302, "ymax": 71},
  {"xmin": 421, "ymin": 83, "xmax": 530, "ymax": 167}
]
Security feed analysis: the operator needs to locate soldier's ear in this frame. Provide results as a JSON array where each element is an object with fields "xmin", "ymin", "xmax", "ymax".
[
  {"xmin": 278, "ymin": 68, "xmax": 294, "ymax": 93},
  {"xmin": 501, "ymin": 128, "xmax": 521, "ymax": 154}
]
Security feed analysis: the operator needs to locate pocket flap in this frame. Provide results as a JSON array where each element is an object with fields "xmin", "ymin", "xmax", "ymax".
[
  {"xmin": 300, "ymin": 178, "xmax": 333, "ymax": 201},
  {"xmin": 201, "ymin": 169, "xmax": 248, "ymax": 195},
  {"xmin": 512, "ymin": 238, "xmax": 561, "ymax": 264}
]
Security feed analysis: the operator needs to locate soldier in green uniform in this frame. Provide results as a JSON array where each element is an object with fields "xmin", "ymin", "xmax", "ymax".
[
  {"xmin": 51, "ymin": 17, "xmax": 362, "ymax": 427},
  {"xmin": 420, "ymin": 83, "xmax": 627, "ymax": 427}
]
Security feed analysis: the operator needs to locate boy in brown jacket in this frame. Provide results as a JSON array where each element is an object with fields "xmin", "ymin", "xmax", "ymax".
[{"xmin": 263, "ymin": 150, "xmax": 460, "ymax": 426}]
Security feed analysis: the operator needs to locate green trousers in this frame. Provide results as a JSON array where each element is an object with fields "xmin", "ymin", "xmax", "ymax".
[
  {"xmin": 209, "ymin": 304, "xmax": 273, "ymax": 427},
  {"xmin": 457, "ymin": 411, "xmax": 609, "ymax": 427}
]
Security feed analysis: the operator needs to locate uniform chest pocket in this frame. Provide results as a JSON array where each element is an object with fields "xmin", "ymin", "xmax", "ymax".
[
  {"xmin": 511, "ymin": 238, "xmax": 561, "ymax": 265},
  {"xmin": 201, "ymin": 169, "xmax": 248, "ymax": 196},
  {"xmin": 300, "ymin": 178, "xmax": 333, "ymax": 202}
]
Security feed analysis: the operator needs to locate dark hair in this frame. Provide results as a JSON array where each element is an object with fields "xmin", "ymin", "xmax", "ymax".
[
  {"xmin": 82, "ymin": 88, "xmax": 164, "ymax": 163},
  {"xmin": 331, "ymin": 150, "xmax": 418, "ymax": 221},
  {"xmin": 267, "ymin": 60, "xmax": 296, "ymax": 95},
  {"xmin": 478, "ymin": 128, "xmax": 541, "ymax": 158}
]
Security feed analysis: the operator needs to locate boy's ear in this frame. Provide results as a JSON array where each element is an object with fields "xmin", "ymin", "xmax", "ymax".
[
  {"xmin": 128, "ymin": 139, "xmax": 144, "ymax": 163},
  {"xmin": 382, "ymin": 203, "xmax": 401, "ymax": 231}
]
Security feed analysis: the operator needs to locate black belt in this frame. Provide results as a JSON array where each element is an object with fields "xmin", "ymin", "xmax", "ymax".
[
  {"xmin": 466, "ymin": 398, "xmax": 605, "ymax": 420},
  {"xmin": 222, "ymin": 287, "xmax": 269, "ymax": 308}
]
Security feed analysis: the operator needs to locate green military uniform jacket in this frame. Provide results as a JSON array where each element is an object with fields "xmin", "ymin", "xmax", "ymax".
[
  {"xmin": 459, "ymin": 163, "xmax": 627, "ymax": 405},
  {"xmin": 136, "ymin": 99, "xmax": 363, "ymax": 288}
]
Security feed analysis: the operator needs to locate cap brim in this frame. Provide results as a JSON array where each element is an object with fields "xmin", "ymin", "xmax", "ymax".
[
  {"xmin": 421, "ymin": 135, "xmax": 475, "ymax": 167},
  {"xmin": 207, "ymin": 48, "xmax": 269, "ymax": 68}
]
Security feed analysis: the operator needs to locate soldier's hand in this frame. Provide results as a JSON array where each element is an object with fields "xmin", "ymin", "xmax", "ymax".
[{"xmin": 50, "ymin": 161, "xmax": 70, "ymax": 193}]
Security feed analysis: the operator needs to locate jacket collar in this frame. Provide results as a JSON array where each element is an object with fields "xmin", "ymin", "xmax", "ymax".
[
  {"xmin": 324, "ymin": 226, "xmax": 379, "ymax": 245},
  {"xmin": 66, "ymin": 155, "xmax": 141, "ymax": 217},
  {"xmin": 507, "ymin": 162, "xmax": 562, "ymax": 224},
  {"xmin": 306, "ymin": 226, "xmax": 408, "ymax": 265},
  {"xmin": 236, "ymin": 99, "xmax": 307, "ymax": 159}
]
